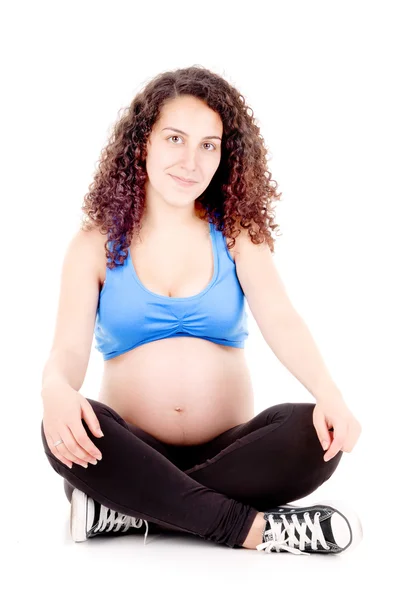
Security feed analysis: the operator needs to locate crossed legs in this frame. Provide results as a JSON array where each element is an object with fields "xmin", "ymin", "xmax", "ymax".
[{"xmin": 42, "ymin": 400, "xmax": 342, "ymax": 548}]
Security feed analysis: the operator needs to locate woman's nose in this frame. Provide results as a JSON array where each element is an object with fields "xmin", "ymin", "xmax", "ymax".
[{"xmin": 179, "ymin": 149, "xmax": 199, "ymax": 172}]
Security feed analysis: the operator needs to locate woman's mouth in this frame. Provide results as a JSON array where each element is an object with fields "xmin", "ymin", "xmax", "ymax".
[{"xmin": 169, "ymin": 174, "xmax": 197, "ymax": 187}]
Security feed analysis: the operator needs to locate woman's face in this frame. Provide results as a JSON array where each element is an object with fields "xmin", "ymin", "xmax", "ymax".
[{"xmin": 145, "ymin": 95, "xmax": 223, "ymax": 210}]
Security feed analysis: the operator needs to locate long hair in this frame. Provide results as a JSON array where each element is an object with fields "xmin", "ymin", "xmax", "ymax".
[{"xmin": 81, "ymin": 65, "xmax": 283, "ymax": 269}]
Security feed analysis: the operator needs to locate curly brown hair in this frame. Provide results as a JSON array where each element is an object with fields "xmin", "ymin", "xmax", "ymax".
[{"xmin": 81, "ymin": 65, "xmax": 283, "ymax": 270}]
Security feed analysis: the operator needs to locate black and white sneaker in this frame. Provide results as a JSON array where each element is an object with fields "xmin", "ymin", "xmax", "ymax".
[
  {"xmin": 70, "ymin": 488, "xmax": 150, "ymax": 544},
  {"xmin": 256, "ymin": 499, "xmax": 363, "ymax": 555}
]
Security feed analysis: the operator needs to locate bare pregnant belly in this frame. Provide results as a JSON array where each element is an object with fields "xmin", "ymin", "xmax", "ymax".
[{"xmin": 97, "ymin": 337, "xmax": 255, "ymax": 445}]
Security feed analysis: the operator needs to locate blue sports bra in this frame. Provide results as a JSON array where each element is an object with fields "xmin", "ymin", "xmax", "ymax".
[{"xmin": 94, "ymin": 220, "xmax": 249, "ymax": 360}]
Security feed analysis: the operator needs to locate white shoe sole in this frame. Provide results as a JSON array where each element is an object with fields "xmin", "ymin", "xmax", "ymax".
[{"xmin": 70, "ymin": 488, "xmax": 95, "ymax": 543}]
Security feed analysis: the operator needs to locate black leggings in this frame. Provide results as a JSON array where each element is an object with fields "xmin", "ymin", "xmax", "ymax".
[{"xmin": 40, "ymin": 399, "xmax": 342, "ymax": 548}]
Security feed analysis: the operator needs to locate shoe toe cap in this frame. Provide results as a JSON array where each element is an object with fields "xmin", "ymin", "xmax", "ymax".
[{"xmin": 331, "ymin": 512, "xmax": 352, "ymax": 549}]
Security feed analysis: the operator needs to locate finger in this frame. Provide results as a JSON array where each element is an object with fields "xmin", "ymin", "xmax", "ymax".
[
  {"xmin": 53, "ymin": 446, "xmax": 84, "ymax": 468},
  {"xmin": 43, "ymin": 425, "xmax": 72, "ymax": 468},
  {"xmin": 81, "ymin": 399, "xmax": 104, "ymax": 438},
  {"xmin": 71, "ymin": 421, "xmax": 103, "ymax": 460},
  {"xmin": 313, "ymin": 408, "xmax": 332, "ymax": 451},
  {"xmin": 319, "ymin": 425, "xmax": 332, "ymax": 451},
  {"xmin": 55, "ymin": 425, "xmax": 98, "ymax": 465},
  {"xmin": 324, "ymin": 426, "xmax": 346, "ymax": 461},
  {"xmin": 49, "ymin": 435, "xmax": 74, "ymax": 468},
  {"xmin": 49, "ymin": 432, "xmax": 87, "ymax": 468}
]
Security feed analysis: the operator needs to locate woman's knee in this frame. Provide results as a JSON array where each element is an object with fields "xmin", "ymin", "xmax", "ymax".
[
  {"xmin": 84, "ymin": 398, "xmax": 122, "ymax": 421},
  {"xmin": 256, "ymin": 401, "xmax": 312, "ymax": 431},
  {"xmin": 65, "ymin": 397, "xmax": 128, "ymax": 439},
  {"xmin": 40, "ymin": 398, "xmax": 124, "ymax": 460},
  {"xmin": 284, "ymin": 402, "xmax": 343, "ymax": 470},
  {"xmin": 253, "ymin": 402, "xmax": 318, "ymax": 453}
]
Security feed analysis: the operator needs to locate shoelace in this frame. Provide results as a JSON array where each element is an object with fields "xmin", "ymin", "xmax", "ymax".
[
  {"xmin": 256, "ymin": 511, "xmax": 330, "ymax": 555},
  {"xmin": 91, "ymin": 505, "xmax": 150, "ymax": 545}
]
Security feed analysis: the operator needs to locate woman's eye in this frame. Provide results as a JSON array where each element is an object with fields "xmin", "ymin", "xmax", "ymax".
[{"xmin": 167, "ymin": 136, "xmax": 216, "ymax": 151}]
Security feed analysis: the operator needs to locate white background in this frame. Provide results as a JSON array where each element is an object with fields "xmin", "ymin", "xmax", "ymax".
[{"xmin": 2, "ymin": 0, "xmax": 397, "ymax": 597}]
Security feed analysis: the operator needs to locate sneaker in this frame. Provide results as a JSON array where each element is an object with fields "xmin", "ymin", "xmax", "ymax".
[
  {"xmin": 256, "ymin": 499, "xmax": 363, "ymax": 555},
  {"xmin": 70, "ymin": 488, "xmax": 149, "ymax": 544}
]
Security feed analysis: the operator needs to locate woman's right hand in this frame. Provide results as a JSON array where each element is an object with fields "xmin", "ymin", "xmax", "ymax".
[{"xmin": 42, "ymin": 383, "xmax": 104, "ymax": 469}]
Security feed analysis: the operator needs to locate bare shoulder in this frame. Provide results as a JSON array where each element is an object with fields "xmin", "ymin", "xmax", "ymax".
[
  {"xmin": 224, "ymin": 219, "xmax": 249, "ymax": 262},
  {"xmin": 72, "ymin": 225, "xmax": 108, "ymax": 286},
  {"xmin": 91, "ymin": 226, "xmax": 108, "ymax": 286},
  {"xmin": 229, "ymin": 224, "xmax": 269, "ymax": 263}
]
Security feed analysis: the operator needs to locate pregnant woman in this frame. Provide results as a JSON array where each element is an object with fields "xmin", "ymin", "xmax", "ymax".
[{"xmin": 40, "ymin": 65, "xmax": 363, "ymax": 555}]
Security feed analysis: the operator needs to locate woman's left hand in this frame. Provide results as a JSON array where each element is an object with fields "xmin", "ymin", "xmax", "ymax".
[{"xmin": 312, "ymin": 398, "xmax": 362, "ymax": 462}]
